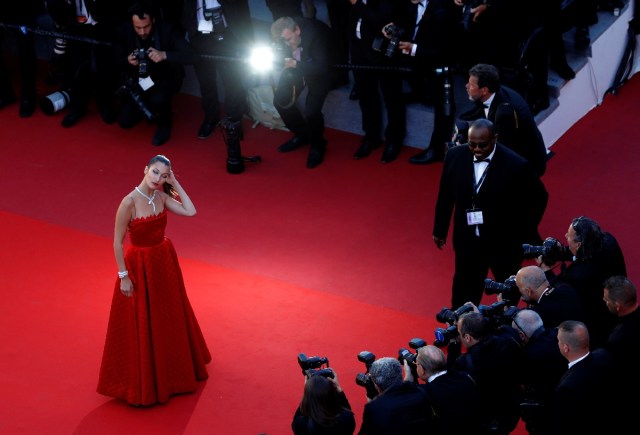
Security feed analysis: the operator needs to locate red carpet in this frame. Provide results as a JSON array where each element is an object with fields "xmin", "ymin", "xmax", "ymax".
[{"xmin": 1, "ymin": 64, "xmax": 639, "ymax": 434}]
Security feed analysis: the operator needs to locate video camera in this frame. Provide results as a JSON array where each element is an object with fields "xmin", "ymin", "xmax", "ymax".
[
  {"xmin": 484, "ymin": 276, "xmax": 520, "ymax": 306},
  {"xmin": 523, "ymin": 237, "xmax": 569, "ymax": 267},
  {"xmin": 355, "ymin": 350, "xmax": 379, "ymax": 400},
  {"xmin": 297, "ymin": 353, "xmax": 333, "ymax": 378},
  {"xmin": 372, "ymin": 24, "xmax": 405, "ymax": 58},
  {"xmin": 398, "ymin": 337, "xmax": 427, "ymax": 382}
]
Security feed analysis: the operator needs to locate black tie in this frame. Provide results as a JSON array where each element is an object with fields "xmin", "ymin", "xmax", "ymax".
[
  {"xmin": 474, "ymin": 158, "xmax": 490, "ymax": 163},
  {"xmin": 410, "ymin": 3, "xmax": 419, "ymax": 29}
]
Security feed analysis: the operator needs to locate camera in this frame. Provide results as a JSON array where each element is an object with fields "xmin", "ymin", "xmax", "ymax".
[
  {"xmin": 355, "ymin": 350, "xmax": 378, "ymax": 399},
  {"xmin": 479, "ymin": 301, "xmax": 522, "ymax": 331},
  {"xmin": 398, "ymin": 338, "xmax": 427, "ymax": 382},
  {"xmin": 297, "ymin": 353, "xmax": 329, "ymax": 374},
  {"xmin": 304, "ymin": 368, "xmax": 335, "ymax": 379},
  {"xmin": 203, "ymin": 6, "xmax": 226, "ymax": 41},
  {"xmin": 523, "ymin": 237, "xmax": 569, "ymax": 266},
  {"xmin": 133, "ymin": 48, "xmax": 150, "ymax": 78},
  {"xmin": 484, "ymin": 276, "xmax": 520, "ymax": 306},
  {"xmin": 372, "ymin": 24, "xmax": 405, "ymax": 58},
  {"xmin": 434, "ymin": 325, "xmax": 459, "ymax": 348},
  {"xmin": 116, "ymin": 78, "xmax": 157, "ymax": 122},
  {"xmin": 436, "ymin": 304, "xmax": 474, "ymax": 325}
]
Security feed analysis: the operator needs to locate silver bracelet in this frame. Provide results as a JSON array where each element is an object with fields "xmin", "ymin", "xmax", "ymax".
[{"xmin": 118, "ymin": 270, "xmax": 129, "ymax": 279}]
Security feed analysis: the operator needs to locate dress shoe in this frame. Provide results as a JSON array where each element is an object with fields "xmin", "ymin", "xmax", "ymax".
[
  {"xmin": 307, "ymin": 140, "xmax": 326, "ymax": 168},
  {"xmin": 353, "ymin": 138, "xmax": 380, "ymax": 159},
  {"xmin": 380, "ymin": 143, "xmax": 400, "ymax": 164},
  {"xmin": 19, "ymin": 97, "xmax": 36, "ymax": 118},
  {"xmin": 61, "ymin": 109, "xmax": 86, "ymax": 128},
  {"xmin": 409, "ymin": 148, "xmax": 443, "ymax": 165},
  {"xmin": 278, "ymin": 136, "xmax": 307, "ymax": 153},
  {"xmin": 0, "ymin": 94, "xmax": 17, "ymax": 110},
  {"xmin": 197, "ymin": 117, "xmax": 218, "ymax": 139},
  {"xmin": 152, "ymin": 124, "xmax": 171, "ymax": 146}
]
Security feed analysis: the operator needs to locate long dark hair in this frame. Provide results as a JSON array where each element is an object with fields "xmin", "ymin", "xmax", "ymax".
[
  {"xmin": 299, "ymin": 376, "xmax": 345, "ymax": 426},
  {"xmin": 148, "ymin": 154, "xmax": 177, "ymax": 198},
  {"xmin": 571, "ymin": 216, "xmax": 603, "ymax": 261}
]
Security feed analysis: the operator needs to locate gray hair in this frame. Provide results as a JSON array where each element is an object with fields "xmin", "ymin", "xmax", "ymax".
[
  {"xmin": 513, "ymin": 309, "xmax": 543, "ymax": 338},
  {"xmin": 369, "ymin": 357, "xmax": 403, "ymax": 392}
]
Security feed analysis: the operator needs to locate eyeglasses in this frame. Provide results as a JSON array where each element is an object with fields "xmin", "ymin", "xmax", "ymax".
[{"xmin": 467, "ymin": 141, "xmax": 491, "ymax": 149}]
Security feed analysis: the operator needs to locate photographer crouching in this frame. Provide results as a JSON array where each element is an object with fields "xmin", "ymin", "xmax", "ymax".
[{"xmin": 115, "ymin": 1, "xmax": 196, "ymax": 146}]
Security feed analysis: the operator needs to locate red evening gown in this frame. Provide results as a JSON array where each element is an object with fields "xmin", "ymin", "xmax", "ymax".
[{"xmin": 97, "ymin": 211, "xmax": 211, "ymax": 405}]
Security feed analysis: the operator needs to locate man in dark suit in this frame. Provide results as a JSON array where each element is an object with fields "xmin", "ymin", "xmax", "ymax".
[
  {"xmin": 271, "ymin": 16, "xmax": 337, "ymax": 168},
  {"xmin": 114, "ymin": 1, "xmax": 196, "ymax": 145},
  {"xmin": 512, "ymin": 309, "xmax": 566, "ymax": 435},
  {"xmin": 181, "ymin": 0, "xmax": 254, "ymax": 139},
  {"xmin": 515, "ymin": 265, "xmax": 587, "ymax": 328},
  {"xmin": 549, "ymin": 320, "xmax": 616, "ymax": 435},
  {"xmin": 346, "ymin": 0, "xmax": 405, "ymax": 161},
  {"xmin": 358, "ymin": 357, "xmax": 435, "ymax": 434},
  {"xmin": 458, "ymin": 63, "xmax": 548, "ymax": 177},
  {"xmin": 404, "ymin": 345, "xmax": 481, "ymax": 434},
  {"xmin": 393, "ymin": 0, "xmax": 460, "ymax": 165},
  {"xmin": 433, "ymin": 118, "xmax": 548, "ymax": 309}
]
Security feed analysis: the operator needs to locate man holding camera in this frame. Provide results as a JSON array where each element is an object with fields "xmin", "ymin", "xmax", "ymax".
[
  {"xmin": 358, "ymin": 357, "xmax": 435, "ymax": 434},
  {"xmin": 114, "ymin": 1, "xmax": 196, "ymax": 145},
  {"xmin": 181, "ymin": 0, "xmax": 254, "ymax": 140}
]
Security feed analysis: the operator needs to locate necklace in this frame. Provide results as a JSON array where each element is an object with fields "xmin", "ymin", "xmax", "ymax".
[{"xmin": 135, "ymin": 186, "xmax": 157, "ymax": 213}]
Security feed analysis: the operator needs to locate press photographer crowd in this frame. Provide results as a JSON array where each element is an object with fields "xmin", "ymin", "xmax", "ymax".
[
  {"xmin": 0, "ymin": 0, "xmax": 626, "ymax": 169},
  {"xmin": 2, "ymin": 1, "xmax": 637, "ymax": 434},
  {"xmin": 294, "ymin": 216, "xmax": 638, "ymax": 434}
]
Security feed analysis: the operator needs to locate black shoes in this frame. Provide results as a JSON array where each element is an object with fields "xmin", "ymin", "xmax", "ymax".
[
  {"xmin": 381, "ymin": 143, "xmax": 401, "ymax": 164},
  {"xmin": 19, "ymin": 97, "xmax": 36, "ymax": 118},
  {"xmin": 278, "ymin": 136, "xmax": 307, "ymax": 153},
  {"xmin": 353, "ymin": 138, "xmax": 380, "ymax": 159},
  {"xmin": 152, "ymin": 124, "xmax": 171, "ymax": 146},
  {"xmin": 0, "ymin": 94, "xmax": 17, "ymax": 110},
  {"xmin": 197, "ymin": 117, "xmax": 218, "ymax": 139},
  {"xmin": 552, "ymin": 63, "xmax": 576, "ymax": 81},
  {"xmin": 307, "ymin": 140, "xmax": 327, "ymax": 168},
  {"xmin": 61, "ymin": 109, "xmax": 86, "ymax": 128},
  {"xmin": 409, "ymin": 148, "xmax": 444, "ymax": 165}
]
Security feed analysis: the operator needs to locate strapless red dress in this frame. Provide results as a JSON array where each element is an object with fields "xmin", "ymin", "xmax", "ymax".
[{"xmin": 97, "ymin": 211, "xmax": 211, "ymax": 405}]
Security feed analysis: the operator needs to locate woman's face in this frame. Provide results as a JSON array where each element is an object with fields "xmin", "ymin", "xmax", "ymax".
[{"xmin": 144, "ymin": 162, "xmax": 170, "ymax": 190}]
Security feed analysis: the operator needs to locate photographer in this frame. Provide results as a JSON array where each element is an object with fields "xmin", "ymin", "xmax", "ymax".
[
  {"xmin": 451, "ymin": 311, "xmax": 523, "ymax": 435},
  {"xmin": 539, "ymin": 216, "xmax": 627, "ymax": 348},
  {"xmin": 390, "ymin": 0, "xmax": 460, "ymax": 165},
  {"xmin": 514, "ymin": 265, "xmax": 586, "ymax": 328},
  {"xmin": 403, "ymin": 345, "xmax": 481, "ymax": 435},
  {"xmin": 358, "ymin": 357, "xmax": 435, "ymax": 434},
  {"xmin": 511, "ymin": 309, "xmax": 566, "ymax": 435},
  {"xmin": 292, "ymin": 368, "xmax": 355, "ymax": 435},
  {"xmin": 114, "ymin": 1, "xmax": 196, "ymax": 145}
]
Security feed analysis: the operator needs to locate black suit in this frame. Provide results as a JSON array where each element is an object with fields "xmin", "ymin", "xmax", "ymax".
[
  {"xmin": 397, "ymin": 0, "xmax": 458, "ymax": 156},
  {"xmin": 274, "ymin": 17, "xmax": 337, "ymax": 148},
  {"xmin": 347, "ymin": 0, "xmax": 404, "ymax": 147},
  {"xmin": 182, "ymin": 0, "xmax": 254, "ymax": 123},
  {"xmin": 459, "ymin": 86, "xmax": 548, "ymax": 176},
  {"xmin": 358, "ymin": 381, "xmax": 434, "ymax": 434},
  {"xmin": 549, "ymin": 349, "xmax": 616, "ymax": 435},
  {"xmin": 420, "ymin": 369, "xmax": 482, "ymax": 435},
  {"xmin": 433, "ymin": 143, "xmax": 548, "ymax": 307},
  {"xmin": 530, "ymin": 282, "xmax": 587, "ymax": 328}
]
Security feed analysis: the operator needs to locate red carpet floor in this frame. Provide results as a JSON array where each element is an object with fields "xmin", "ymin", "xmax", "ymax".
[{"xmin": 1, "ymin": 67, "xmax": 639, "ymax": 434}]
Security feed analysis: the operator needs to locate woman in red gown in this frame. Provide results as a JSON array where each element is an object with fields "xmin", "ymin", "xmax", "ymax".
[{"xmin": 97, "ymin": 154, "xmax": 211, "ymax": 406}]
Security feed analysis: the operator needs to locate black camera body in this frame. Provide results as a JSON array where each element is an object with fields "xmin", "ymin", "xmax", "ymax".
[
  {"xmin": 203, "ymin": 6, "xmax": 226, "ymax": 41},
  {"xmin": 436, "ymin": 304, "xmax": 474, "ymax": 325},
  {"xmin": 398, "ymin": 338, "xmax": 427, "ymax": 382},
  {"xmin": 523, "ymin": 237, "xmax": 569, "ymax": 266},
  {"xmin": 484, "ymin": 276, "xmax": 520, "ymax": 306},
  {"xmin": 372, "ymin": 24, "xmax": 405, "ymax": 58},
  {"xmin": 355, "ymin": 351, "xmax": 378, "ymax": 399},
  {"xmin": 434, "ymin": 325, "xmax": 459, "ymax": 348},
  {"xmin": 133, "ymin": 48, "xmax": 150, "ymax": 78},
  {"xmin": 305, "ymin": 368, "xmax": 335, "ymax": 379},
  {"xmin": 297, "ymin": 353, "xmax": 329, "ymax": 375}
]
